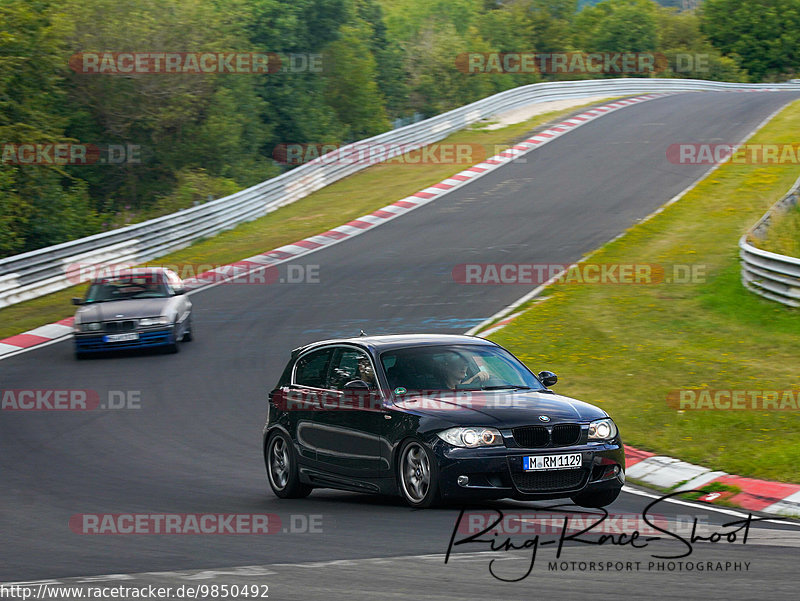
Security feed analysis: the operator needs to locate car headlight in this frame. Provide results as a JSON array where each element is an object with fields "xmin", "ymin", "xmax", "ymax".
[
  {"xmin": 80, "ymin": 322, "xmax": 103, "ymax": 332},
  {"xmin": 139, "ymin": 316, "xmax": 170, "ymax": 326},
  {"xmin": 588, "ymin": 418, "xmax": 618, "ymax": 441},
  {"xmin": 436, "ymin": 427, "xmax": 504, "ymax": 448}
]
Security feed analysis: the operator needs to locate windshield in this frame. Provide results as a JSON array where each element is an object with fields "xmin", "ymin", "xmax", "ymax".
[
  {"xmin": 380, "ymin": 344, "xmax": 545, "ymax": 393},
  {"xmin": 85, "ymin": 273, "xmax": 170, "ymax": 302}
]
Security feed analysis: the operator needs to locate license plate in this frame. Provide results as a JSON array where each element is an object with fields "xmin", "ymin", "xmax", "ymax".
[
  {"xmin": 104, "ymin": 333, "xmax": 139, "ymax": 342},
  {"xmin": 523, "ymin": 453, "xmax": 582, "ymax": 471}
]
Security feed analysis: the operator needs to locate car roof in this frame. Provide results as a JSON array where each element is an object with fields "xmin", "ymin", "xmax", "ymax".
[{"xmin": 292, "ymin": 334, "xmax": 497, "ymax": 356}]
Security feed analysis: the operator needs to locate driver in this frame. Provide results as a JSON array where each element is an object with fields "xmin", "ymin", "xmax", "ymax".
[
  {"xmin": 442, "ymin": 354, "xmax": 489, "ymax": 389},
  {"xmin": 351, "ymin": 355, "xmax": 378, "ymax": 388},
  {"xmin": 353, "ymin": 355, "xmax": 377, "ymax": 388}
]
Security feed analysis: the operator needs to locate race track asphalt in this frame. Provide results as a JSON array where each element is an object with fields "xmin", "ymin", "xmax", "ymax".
[{"xmin": 1, "ymin": 90, "xmax": 799, "ymax": 599}]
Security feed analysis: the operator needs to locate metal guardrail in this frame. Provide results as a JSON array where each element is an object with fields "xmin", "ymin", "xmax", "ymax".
[
  {"xmin": 740, "ymin": 175, "xmax": 800, "ymax": 307},
  {"xmin": 2, "ymin": 78, "xmax": 799, "ymax": 309}
]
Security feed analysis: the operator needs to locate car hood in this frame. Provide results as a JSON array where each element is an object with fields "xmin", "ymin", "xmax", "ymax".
[
  {"xmin": 391, "ymin": 390, "xmax": 608, "ymax": 426},
  {"xmin": 75, "ymin": 298, "xmax": 170, "ymax": 322}
]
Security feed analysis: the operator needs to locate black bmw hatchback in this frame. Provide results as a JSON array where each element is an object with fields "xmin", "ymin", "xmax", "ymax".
[{"xmin": 263, "ymin": 334, "xmax": 625, "ymax": 508}]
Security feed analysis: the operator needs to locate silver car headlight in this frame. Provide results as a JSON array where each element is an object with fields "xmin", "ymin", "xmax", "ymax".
[
  {"xmin": 588, "ymin": 418, "xmax": 618, "ymax": 441},
  {"xmin": 80, "ymin": 322, "xmax": 103, "ymax": 332},
  {"xmin": 437, "ymin": 427, "xmax": 504, "ymax": 448},
  {"xmin": 139, "ymin": 316, "xmax": 170, "ymax": 326}
]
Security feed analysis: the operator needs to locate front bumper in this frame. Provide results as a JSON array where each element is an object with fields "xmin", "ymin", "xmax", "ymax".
[
  {"xmin": 73, "ymin": 329, "xmax": 173, "ymax": 353},
  {"xmin": 432, "ymin": 438, "xmax": 625, "ymax": 501}
]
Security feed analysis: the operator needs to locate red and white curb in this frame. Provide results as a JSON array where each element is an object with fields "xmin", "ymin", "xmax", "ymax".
[
  {"xmin": 0, "ymin": 94, "xmax": 664, "ymax": 359},
  {"xmin": 0, "ymin": 317, "xmax": 75, "ymax": 357},
  {"xmin": 478, "ymin": 311, "xmax": 527, "ymax": 337},
  {"xmin": 625, "ymin": 446, "xmax": 800, "ymax": 517}
]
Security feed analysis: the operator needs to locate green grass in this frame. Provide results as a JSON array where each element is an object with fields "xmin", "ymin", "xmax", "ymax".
[
  {"xmin": 755, "ymin": 202, "xmax": 800, "ymax": 257},
  {"xmin": 626, "ymin": 478, "xmax": 742, "ymax": 508},
  {"xmin": 680, "ymin": 482, "xmax": 741, "ymax": 504},
  {"xmin": 0, "ymin": 98, "xmax": 617, "ymax": 340},
  {"xmin": 489, "ymin": 99, "xmax": 800, "ymax": 483}
]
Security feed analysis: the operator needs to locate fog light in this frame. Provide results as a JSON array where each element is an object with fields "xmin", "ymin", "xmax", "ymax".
[
  {"xmin": 613, "ymin": 465, "xmax": 620, "ymax": 475},
  {"xmin": 457, "ymin": 475, "xmax": 469, "ymax": 487}
]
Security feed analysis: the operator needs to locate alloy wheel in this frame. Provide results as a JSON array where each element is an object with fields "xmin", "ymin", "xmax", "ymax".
[
  {"xmin": 400, "ymin": 442, "xmax": 431, "ymax": 503},
  {"xmin": 269, "ymin": 436, "xmax": 290, "ymax": 490}
]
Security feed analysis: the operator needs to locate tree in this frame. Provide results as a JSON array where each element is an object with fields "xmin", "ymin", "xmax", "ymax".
[
  {"xmin": 655, "ymin": 6, "xmax": 747, "ymax": 81},
  {"xmin": 0, "ymin": 0, "xmax": 101, "ymax": 256},
  {"xmin": 701, "ymin": 0, "xmax": 800, "ymax": 81},
  {"xmin": 354, "ymin": 0, "xmax": 410, "ymax": 119},
  {"xmin": 240, "ymin": 0, "xmax": 350, "ymax": 150},
  {"xmin": 527, "ymin": 0, "xmax": 579, "ymax": 53},
  {"xmin": 405, "ymin": 23, "xmax": 500, "ymax": 116},
  {"xmin": 575, "ymin": 0, "xmax": 659, "ymax": 54},
  {"xmin": 323, "ymin": 22, "xmax": 391, "ymax": 140},
  {"xmin": 0, "ymin": 169, "xmax": 29, "ymax": 256},
  {"xmin": 57, "ymin": 0, "xmax": 274, "ymax": 212}
]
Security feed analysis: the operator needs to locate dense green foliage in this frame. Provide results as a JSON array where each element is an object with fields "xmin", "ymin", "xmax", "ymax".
[
  {"xmin": 701, "ymin": 0, "xmax": 800, "ymax": 81},
  {"xmin": 0, "ymin": 0, "xmax": 795, "ymax": 257}
]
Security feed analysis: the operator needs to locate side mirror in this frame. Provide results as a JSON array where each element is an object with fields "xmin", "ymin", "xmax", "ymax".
[
  {"xmin": 173, "ymin": 288, "xmax": 186, "ymax": 296},
  {"xmin": 538, "ymin": 371, "xmax": 558, "ymax": 387},
  {"xmin": 343, "ymin": 379, "xmax": 372, "ymax": 391},
  {"xmin": 71, "ymin": 297, "xmax": 84, "ymax": 306}
]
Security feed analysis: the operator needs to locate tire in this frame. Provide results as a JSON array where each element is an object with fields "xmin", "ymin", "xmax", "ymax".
[
  {"xmin": 165, "ymin": 322, "xmax": 181, "ymax": 353},
  {"xmin": 397, "ymin": 439, "xmax": 441, "ymax": 508},
  {"xmin": 182, "ymin": 317, "xmax": 193, "ymax": 342},
  {"xmin": 266, "ymin": 431, "xmax": 312, "ymax": 499},
  {"xmin": 571, "ymin": 487, "xmax": 621, "ymax": 508}
]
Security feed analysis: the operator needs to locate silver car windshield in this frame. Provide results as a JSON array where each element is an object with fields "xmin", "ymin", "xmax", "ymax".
[{"xmin": 85, "ymin": 274, "xmax": 170, "ymax": 302}]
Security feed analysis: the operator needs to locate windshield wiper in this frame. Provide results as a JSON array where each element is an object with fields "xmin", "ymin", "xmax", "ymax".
[{"xmin": 481, "ymin": 385, "xmax": 532, "ymax": 391}]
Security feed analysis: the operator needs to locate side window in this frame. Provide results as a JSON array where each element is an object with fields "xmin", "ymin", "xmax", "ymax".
[
  {"xmin": 329, "ymin": 348, "xmax": 377, "ymax": 391},
  {"xmin": 294, "ymin": 348, "xmax": 334, "ymax": 389}
]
